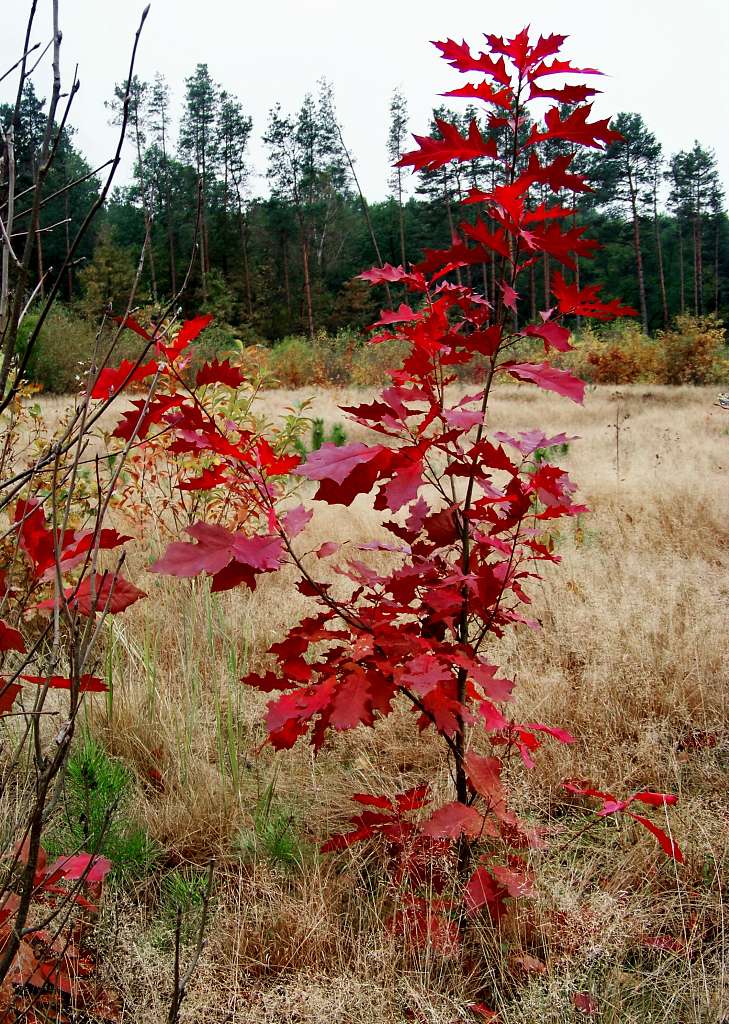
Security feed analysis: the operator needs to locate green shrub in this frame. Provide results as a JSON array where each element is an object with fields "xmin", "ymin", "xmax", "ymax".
[
  {"xmin": 22, "ymin": 305, "xmax": 148, "ymax": 393},
  {"xmin": 657, "ymin": 313, "xmax": 727, "ymax": 384},
  {"xmin": 293, "ymin": 417, "xmax": 348, "ymax": 458},
  {"xmin": 47, "ymin": 735, "xmax": 156, "ymax": 879}
]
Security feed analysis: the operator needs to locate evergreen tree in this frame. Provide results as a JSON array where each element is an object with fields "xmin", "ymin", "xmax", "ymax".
[
  {"xmin": 586, "ymin": 112, "xmax": 660, "ymax": 332},
  {"xmin": 179, "ymin": 64, "xmax": 219, "ymax": 298},
  {"xmin": 668, "ymin": 143, "xmax": 724, "ymax": 315},
  {"xmin": 215, "ymin": 91, "xmax": 253, "ymax": 309},
  {"xmin": 107, "ymin": 75, "xmax": 159, "ymax": 302},
  {"xmin": 387, "ymin": 88, "xmax": 409, "ymax": 266},
  {"xmin": 147, "ymin": 74, "xmax": 177, "ymax": 294}
]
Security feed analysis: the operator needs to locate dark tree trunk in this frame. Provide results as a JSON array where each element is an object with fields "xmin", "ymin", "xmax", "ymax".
[{"xmin": 653, "ymin": 194, "xmax": 669, "ymax": 327}]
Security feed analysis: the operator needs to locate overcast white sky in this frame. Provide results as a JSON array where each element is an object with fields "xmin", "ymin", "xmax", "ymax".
[{"xmin": 2, "ymin": 0, "xmax": 728, "ymax": 202}]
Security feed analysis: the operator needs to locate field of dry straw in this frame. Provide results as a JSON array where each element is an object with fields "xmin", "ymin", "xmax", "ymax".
[{"xmin": 36, "ymin": 384, "xmax": 729, "ymax": 1022}]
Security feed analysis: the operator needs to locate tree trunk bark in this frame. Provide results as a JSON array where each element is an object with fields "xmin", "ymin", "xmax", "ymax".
[
  {"xmin": 238, "ymin": 207, "xmax": 253, "ymax": 319},
  {"xmin": 692, "ymin": 216, "xmax": 699, "ymax": 313},
  {"xmin": 714, "ymin": 219, "xmax": 720, "ymax": 313},
  {"xmin": 301, "ymin": 233, "xmax": 315, "ymax": 341},
  {"xmin": 653, "ymin": 192, "xmax": 669, "ymax": 327},
  {"xmin": 629, "ymin": 192, "xmax": 648, "ymax": 332},
  {"xmin": 678, "ymin": 221, "xmax": 685, "ymax": 313},
  {"xmin": 64, "ymin": 189, "xmax": 73, "ymax": 299}
]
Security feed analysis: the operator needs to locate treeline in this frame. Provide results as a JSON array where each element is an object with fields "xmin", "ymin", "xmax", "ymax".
[{"xmin": 2, "ymin": 70, "xmax": 728, "ymax": 340}]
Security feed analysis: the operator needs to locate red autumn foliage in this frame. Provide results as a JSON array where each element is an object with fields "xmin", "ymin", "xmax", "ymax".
[{"xmin": 130, "ymin": 25, "xmax": 679, "ymax": 953}]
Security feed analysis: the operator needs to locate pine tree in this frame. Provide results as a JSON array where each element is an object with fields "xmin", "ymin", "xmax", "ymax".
[
  {"xmin": 147, "ymin": 74, "xmax": 177, "ymax": 294},
  {"xmin": 587, "ymin": 112, "xmax": 660, "ymax": 331},
  {"xmin": 668, "ymin": 143, "xmax": 724, "ymax": 315},
  {"xmin": 107, "ymin": 75, "xmax": 159, "ymax": 303},
  {"xmin": 387, "ymin": 88, "xmax": 409, "ymax": 266},
  {"xmin": 179, "ymin": 64, "xmax": 219, "ymax": 299},
  {"xmin": 216, "ymin": 91, "xmax": 253, "ymax": 309}
]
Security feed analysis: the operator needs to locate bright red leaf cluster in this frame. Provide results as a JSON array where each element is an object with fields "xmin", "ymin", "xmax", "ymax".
[{"xmin": 145, "ymin": 25, "xmax": 677, "ymax": 948}]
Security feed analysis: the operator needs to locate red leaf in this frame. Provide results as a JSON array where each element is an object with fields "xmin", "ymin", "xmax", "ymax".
[
  {"xmin": 441, "ymin": 81, "xmax": 512, "ymax": 110},
  {"xmin": 479, "ymin": 699, "xmax": 509, "ymax": 732},
  {"xmin": 0, "ymin": 619, "xmax": 25, "ymax": 653},
  {"xmin": 55, "ymin": 528, "xmax": 133, "ymax": 577},
  {"xmin": 641, "ymin": 934, "xmax": 685, "ymax": 954},
  {"xmin": 529, "ymin": 104, "xmax": 622, "ymax": 150},
  {"xmin": 282, "ymin": 505, "xmax": 313, "ymax": 537},
  {"xmin": 379, "ymin": 451, "xmax": 424, "ymax": 512},
  {"xmin": 464, "ymin": 866, "xmax": 508, "ymax": 918},
  {"xmin": 433, "ymin": 38, "xmax": 512, "ymax": 85},
  {"xmin": 573, "ymin": 992, "xmax": 599, "ymax": 1014},
  {"xmin": 511, "ymin": 952, "xmax": 547, "ymax": 974},
  {"xmin": 151, "ymin": 523, "xmax": 282, "ymax": 585},
  {"xmin": 525, "ymin": 722, "xmax": 575, "ymax": 744},
  {"xmin": 521, "ymin": 320, "xmax": 572, "ymax": 352},
  {"xmin": 296, "ymin": 442, "xmax": 393, "ymax": 506},
  {"xmin": 159, "ymin": 314, "xmax": 214, "ymax": 359},
  {"xmin": 20, "ymin": 674, "xmax": 108, "ymax": 693},
  {"xmin": 358, "ymin": 264, "xmax": 427, "ymax": 291},
  {"xmin": 241, "ymin": 670, "xmax": 289, "ymax": 692},
  {"xmin": 523, "ymin": 222, "xmax": 600, "ymax": 271},
  {"xmin": 389, "ymin": 896, "xmax": 460, "ymax": 953},
  {"xmin": 460, "ymin": 219, "xmax": 511, "ymax": 259},
  {"xmin": 0, "ymin": 681, "xmax": 22, "ymax": 715},
  {"xmin": 452, "ymin": 654, "xmax": 514, "ymax": 702},
  {"xmin": 399, "ymin": 119, "xmax": 498, "ymax": 173},
  {"xmin": 465, "ymin": 752, "xmax": 505, "ymax": 805},
  {"xmin": 529, "ymin": 82, "xmax": 601, "ymax": 104},
  {"xmin": 45, "ymin": 853, "xmax": 112, "ymax": 883},
  {"xmin": 552, "ymin": 271, "xmax": 638, "ymax": 320},
  {"xmin": 352, "ymin": 793, "xmax": 395, "ymax": 810},
  {"xmin": 396, "ymin": 785, "xmax": 431, "ymax": 812},
  {"xmin": 632, "ymin": 791, "xmax": 679, "ymax": 808},
  {"xmin": 195, "ymin": 357, "xmax": 244, "ymax": 388},
  {"xmin": 494, "ymin": 428, "xmax": 577, "ymax": 456},
  {"xmin": 628, "ymin": 813, "xmax": 684, "ymax": 863},
  {"xmin": 321, "ymin": 825, "xmax": 374, "ymax": 853},
  {"xmin": 502, "ymin": 361, "xmax": 585, "ymax": 404},
  {"xmin": 371, "ymin": 303, "xmax": 419, "ymax": 327},
  {"xmin": 521, "ymin": 152, "xmax": 591, "ymax": 195},
  {"xmin": 91, "ymin": 358, "xmax": 159, "ymax": 400},
  {"xmin": 500, "ymin": 282, "xmax": 519, "ymax": 312},
  {"xmin": 469, "ymin": 1005, "xmax": 500, "ymax": 1021},
  {"xmin": 112, "ymin": 394, "xmax": 184, "ymax": 442},
  {"xmin": 112, "ymin": 314, "xmax": 152, "ymax": 340},
  {"xmin": 421, "ymin": 801, "xmax": 485, "ymax": 840},
  {"xmin": 491, "ymin": 861, "xmax": 534, "ymax": 897},
  {"xmin": 178, "ymin": 466, "xmax": 229, "ymax": 491},
  {"xmin": 14, "ymin": 498, "xmax": 55, "ymax": 576},
  {"xmin": 151, "ymin": 523, "xmax": 235, "ymax": 577},
  {"xmin": 530, "ymin": 57, "xmax": 603, "ymax": 80},
  {"xmin": 34, "ymin": 573, "xmax": 146, "ymax": 616},
  {"xmin": 563, "ymin": 779, "xmax": 614, "ymax": 801},
  {"xmin": 329, "ymin": 671, "xmax": 372, "ymax": 730}
]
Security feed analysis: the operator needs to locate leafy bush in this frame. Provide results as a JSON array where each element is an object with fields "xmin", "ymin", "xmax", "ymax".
[
  {"xmin": 21, "ymin": 305, "xmax": 147, "ymax": 392},
  {"xmin": 561, "ymin": 316, "xmax": 728, "ymax": 385},
  {"xmin": 657, "ymin": 313, "xmax": 727, "ymax": 384}
]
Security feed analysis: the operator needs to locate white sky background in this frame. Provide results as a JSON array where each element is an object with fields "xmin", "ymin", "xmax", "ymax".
[{"xmin": 1, "ymin": 0, "xmax": 728, "ymax": 203}]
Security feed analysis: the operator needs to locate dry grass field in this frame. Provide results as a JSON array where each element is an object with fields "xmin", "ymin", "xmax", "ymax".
[{"xmin": 22, "ymin": 385, "xmax": 729, "ymax": 1021}]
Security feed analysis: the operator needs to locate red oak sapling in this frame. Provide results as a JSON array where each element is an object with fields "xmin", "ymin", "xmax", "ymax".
[{"xmin": 144, "ymin": 27, "xmax": 682, "ymax": 942}]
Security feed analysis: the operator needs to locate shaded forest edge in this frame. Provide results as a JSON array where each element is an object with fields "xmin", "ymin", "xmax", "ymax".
[{"xmin": 2, "ymin": 70, "xmax": 728, "ymax": 392}]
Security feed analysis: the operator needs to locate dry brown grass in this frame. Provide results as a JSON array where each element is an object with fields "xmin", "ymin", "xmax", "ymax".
[{"xmin": 32, "ymin": 383, "xmax": 729, "ymax": 1022}]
